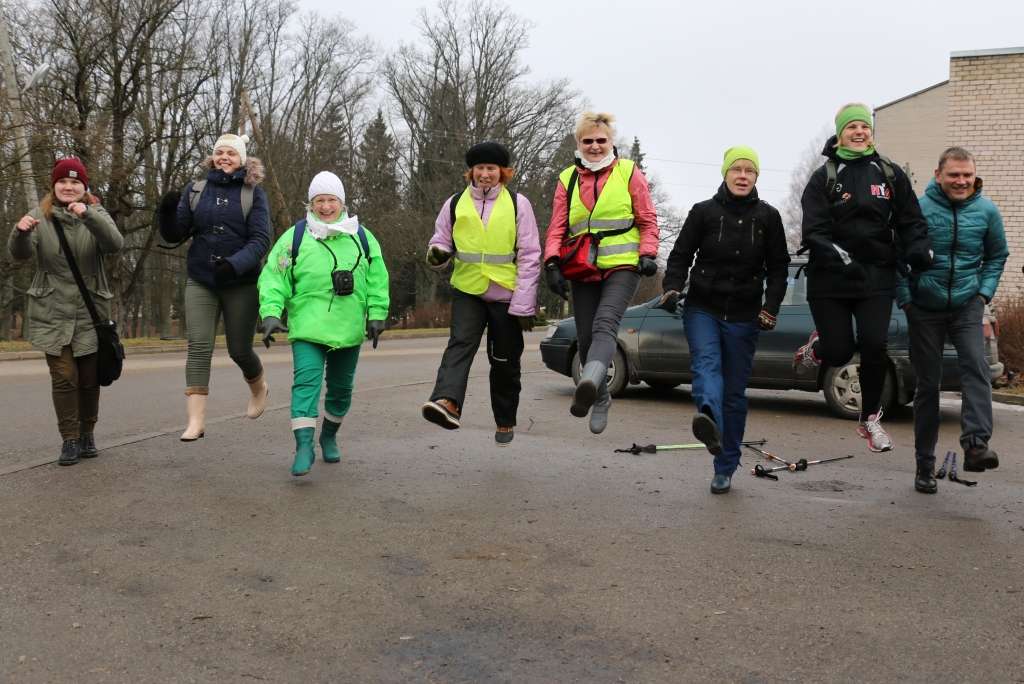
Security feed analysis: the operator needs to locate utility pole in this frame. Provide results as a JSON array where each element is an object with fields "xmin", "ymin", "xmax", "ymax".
[{"xmin": 0, "ymin": 8, "xmax": 38, "ymax": 210}]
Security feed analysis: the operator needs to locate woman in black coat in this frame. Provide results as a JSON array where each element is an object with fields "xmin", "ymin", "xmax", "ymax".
[
  {"xmin": 661, "ymin": 146, "xmax": 790, "ymax": 494},
  {"xmin": 795, "ymin": 103, "xmax": 932, "ymax": 453}
]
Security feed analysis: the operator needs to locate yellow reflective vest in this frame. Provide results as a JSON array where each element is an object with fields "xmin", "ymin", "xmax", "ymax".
[
  {"xmin": 558, "ymin": 159, "xmax": 640, "ymax": 269},
  {"xmin": 450, "ymin": 186, "xmax": 518, "ymax": 295}
]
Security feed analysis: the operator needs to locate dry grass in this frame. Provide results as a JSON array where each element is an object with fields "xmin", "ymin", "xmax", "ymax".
[{"xmin": 996, "ymin": 293, "xmax": 1024, "ymax": 384}]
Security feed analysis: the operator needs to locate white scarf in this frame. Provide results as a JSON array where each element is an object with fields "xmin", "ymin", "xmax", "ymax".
[
  {"xmin": 575, "ymin": 150, "xmax": 616, "ymax": 173},
  {"xmin": 305, "ymin": 211, "xmax": 360, "ymax": 240}
]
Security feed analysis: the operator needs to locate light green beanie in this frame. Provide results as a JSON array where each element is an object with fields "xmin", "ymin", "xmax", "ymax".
[
  {"xmin": 835, "ymin": 104, "xmax": 873, "ymax": 138},
  {"xmin": 721, "ymin": 145, "xmax": 760, "ymax": 177}
]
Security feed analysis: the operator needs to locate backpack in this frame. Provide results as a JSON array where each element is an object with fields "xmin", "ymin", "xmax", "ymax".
[
  {"xmin": 289, "ymin": 218, "xmax": 372, "ymax": 295},
  {"xmin": 824, "ymin": 155, "xmax": 898, "ymax": 202},
  {"xmin": 189, "ymin": 179, "xmax": 254, "ymax": 218}
]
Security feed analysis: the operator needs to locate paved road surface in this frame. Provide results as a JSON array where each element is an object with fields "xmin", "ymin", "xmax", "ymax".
[{"xmin": 2, "ymin": 333, "xmax": 1022, "ymax": 682}]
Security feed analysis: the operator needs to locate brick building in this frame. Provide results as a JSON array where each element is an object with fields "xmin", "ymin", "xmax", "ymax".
[{"xmin": 874, "ymin": 47, "xmax": 1024, "ymax": 299}]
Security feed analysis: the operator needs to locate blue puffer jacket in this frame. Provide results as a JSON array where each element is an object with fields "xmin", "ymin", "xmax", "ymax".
[
  {"xmin": 164, "ymin": 157, "xmax": 271, "ymax": 289},
  {"xmin": 897, "ymin": 179, "xmax": 1008, "ymax": 311}
]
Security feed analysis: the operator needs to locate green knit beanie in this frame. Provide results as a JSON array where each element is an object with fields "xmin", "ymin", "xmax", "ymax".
[
  {"xmin": 721, "ymin": 145, "xmax": 760, "ymax": 177},
  {"xmin": 835, "ymin": 104, "xmax": 873, "ymax": 138}
]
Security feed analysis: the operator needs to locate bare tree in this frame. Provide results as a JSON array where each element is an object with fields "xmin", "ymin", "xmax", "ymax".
[{"xmin": 780, "ymin": 127, "xmax": 832, "ymax": 250}]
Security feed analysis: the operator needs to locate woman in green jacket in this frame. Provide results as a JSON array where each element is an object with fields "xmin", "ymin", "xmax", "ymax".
[
  {"xmin": 258, "ymin": 171, "xmax": 390, "ymax": 476},
  {"xmin": 7, "ymin": 158, "xmax": 124, "ymax": 466}
]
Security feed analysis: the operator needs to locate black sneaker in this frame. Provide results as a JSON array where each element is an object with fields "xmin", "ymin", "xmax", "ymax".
[
  {"xmin": 58, "ymin": 439, "xmax": 80, "ymax": 466},
  {"xmin": 495, "ymin": 427, "xmax": 514, "ymax": 446},
  {"xmin": 79, "ymin": 433, "xmax": 99, "ymax": 459},
  {"xmin": 964, "ymin": 446, "xmax": 998, "ymax": 472},
  {"xmin": 914, "ymin": 466, "xmax": 937, "ymax": 494},
  {"xmin": 692, "ymin": 412, "xmax": 722, "ymax": 456}
]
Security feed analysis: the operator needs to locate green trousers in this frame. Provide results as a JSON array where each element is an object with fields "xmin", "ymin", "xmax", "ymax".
[
  {"xmin": 184, "ymin": 279, "xmax": 263, "ymax": 392},
  {"xmin": 290, "ymin": 340, "xmax": 360, "ymax": 429},
  {"xmin": 45, "ymin": 346, "xmax": 99, "ymax": 440}
]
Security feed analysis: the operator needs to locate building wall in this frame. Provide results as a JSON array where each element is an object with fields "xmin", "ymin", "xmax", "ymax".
[
  {"xmin": 948, "ymin": 50, "xmax": 1024, "ymax": 300},
  {"xmin": 874, "ymin": 83, "xmax": 948, "ymax": 195}
]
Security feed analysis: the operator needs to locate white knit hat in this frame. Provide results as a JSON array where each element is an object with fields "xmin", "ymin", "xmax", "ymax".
[
  {"xmin": 212, "ymin": 133, "xmax": 249, "ymax": 164},
  {"xmin": 308, "ymin": 171, "xmax": 346, "ymax": 203}
]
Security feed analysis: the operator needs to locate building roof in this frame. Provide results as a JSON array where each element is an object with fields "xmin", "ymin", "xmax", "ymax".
[
  {"xmin": 951, "ymin": 46, "xmax": 1024, "ymax": 58},
  {"xmin": 875, "ymin": 80, "xmax": 949, "ymax": 112}
]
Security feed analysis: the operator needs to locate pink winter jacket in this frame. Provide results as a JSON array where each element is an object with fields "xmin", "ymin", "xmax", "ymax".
[
  {"xmin": 543, "ymin": 159, "xmax": 660, "ymax": 263},
  {"xmin": 428, "ymin": 183, "xmax": 542, "ymax": 317}
]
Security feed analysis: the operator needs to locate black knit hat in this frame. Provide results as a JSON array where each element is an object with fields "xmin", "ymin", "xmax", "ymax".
[{"xmin": 465, "ymin": 141, "xmax": 511, "ymax": 168}]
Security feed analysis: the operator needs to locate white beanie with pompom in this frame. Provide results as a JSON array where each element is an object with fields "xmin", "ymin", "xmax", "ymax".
[{"xmin": 213, "ymin": 133, "xmax": 249, "ymax": 164}]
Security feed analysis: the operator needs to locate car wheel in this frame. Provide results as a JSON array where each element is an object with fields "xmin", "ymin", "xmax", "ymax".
[
  {"xmin": 822, "ymin": 360, "xmax": 896, "ymax": 421},
  {"xmin": 571, "ymin": 347, "xmax": 628, "ymax": 398}
]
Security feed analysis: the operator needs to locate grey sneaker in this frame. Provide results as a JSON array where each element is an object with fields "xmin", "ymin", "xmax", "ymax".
[{"xmin": 856, "ymin": 410, "xmax": 893, "ymax": 452}]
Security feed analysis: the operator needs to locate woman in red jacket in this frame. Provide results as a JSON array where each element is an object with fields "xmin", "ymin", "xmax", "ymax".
[{"xmin": 544, "ymin": 111, "xmax": 659, "ymax": 434}]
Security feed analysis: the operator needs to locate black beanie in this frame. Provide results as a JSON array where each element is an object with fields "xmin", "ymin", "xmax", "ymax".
[{"xmin": 465, "ymin": 141, "xmax": 511, "ymax": 168}]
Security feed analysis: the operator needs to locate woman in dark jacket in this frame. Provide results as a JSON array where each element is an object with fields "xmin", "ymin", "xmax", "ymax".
[
  {"xmin": 158, "ymin": 133, "xmax": 271, "ymax": 441},
  {"xmin": 661, "ymin": 146, "xmax": 790, "ymax": 494},
  {"xmin": 8, "ymin": 158, "xmax": 124, "ymax": 465},
  {"xmin": 795, "ymin": 103, "xmax": 932, "ymax": 453}
]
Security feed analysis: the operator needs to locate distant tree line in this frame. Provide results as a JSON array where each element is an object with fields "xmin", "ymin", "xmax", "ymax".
[{"xmin": 0, "ymin": 0, "xmax": 679, "ymax": 339}]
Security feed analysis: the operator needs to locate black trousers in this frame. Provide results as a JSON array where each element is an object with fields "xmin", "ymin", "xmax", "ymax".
[
  {"xmin": 808, "ymin": 295, "xmax": 893, "ymax": 419},
  {"xmin": 571, "ymin": 269, "xmax": 641, "ymax": 368},
  {"xmin": 430, "ymin": 290, "xmax": 524, "ymax": 427}
]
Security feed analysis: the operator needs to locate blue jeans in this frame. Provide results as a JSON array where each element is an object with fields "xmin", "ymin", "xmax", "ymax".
[{"xmin": 683, "ymin": 307, "xmax": 759, "ymax": 475}]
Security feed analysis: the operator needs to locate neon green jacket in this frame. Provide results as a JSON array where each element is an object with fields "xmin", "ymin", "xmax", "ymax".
[{"xmin": 258, "ymin": 224, "xmax": 389, "ymax": 349}]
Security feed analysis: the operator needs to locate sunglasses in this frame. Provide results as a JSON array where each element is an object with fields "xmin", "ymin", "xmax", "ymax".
[{"xmin": 580, "ymin": 137, "xmax": 608, "ymax": 145}]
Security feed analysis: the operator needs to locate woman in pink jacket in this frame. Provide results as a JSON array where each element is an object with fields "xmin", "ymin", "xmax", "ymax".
[
  {"xmin": 420, "ymin": 142, "xmax": 542, "ymax": 445},
  {"xmin": 544, "ymin": 112, "xmax": 660, "ymax": 434}
]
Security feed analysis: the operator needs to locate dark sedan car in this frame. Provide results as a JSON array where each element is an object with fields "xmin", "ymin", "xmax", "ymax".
[{"xmin": 540, "ymin": 261, "xmax": 1004, "ymax": 419}]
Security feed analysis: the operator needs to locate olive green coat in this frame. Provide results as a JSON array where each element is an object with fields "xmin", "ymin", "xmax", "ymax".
[{"xmin": 8, "ymin": 205, "xmax": 124, "ymax": 357}]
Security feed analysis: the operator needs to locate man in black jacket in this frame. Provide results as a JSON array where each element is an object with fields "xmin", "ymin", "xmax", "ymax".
[{"xmin": 661, "ymin": 146, "xmax": 790, "ymax": 494}]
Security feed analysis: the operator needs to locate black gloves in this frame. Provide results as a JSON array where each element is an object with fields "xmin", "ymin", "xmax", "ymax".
[
  {"xmin": 157, "ymin": 190, "xmax": 181, "ymax": 238},
  {"xmin": 904, "ymin": 245, "xmax": 934, "ymax": 273},
  {"xmin": 545, "ymin": 261, "xmax": 569, "ymax": 300},
  {"xmin": 758, "ymin": 310, "xmax": 777, "ymax": 331},
  {"xmin": 514, "ymin": 315, "xmax": 535, "ymax": 332},
  {"xmin": 657, "ymin": 290, "xmax": 680, "ymax": 312},
  {"xmin": 638, "ymin": 256, "xmax": 658, "ymax": 277},
  {"xmin": 260, "ymin": 316, "xmax": 288, "ymax": 348},
  {"xmin": 366, "ymin": 319, "xmax": 385, "ymax": 349},
  {"xmin": 426, "ymin": 246, "xmax": 452, "ymax": 270},
  {"xmin": 213, "ymin": 257, "xmax": 236, "ymax": 285}
]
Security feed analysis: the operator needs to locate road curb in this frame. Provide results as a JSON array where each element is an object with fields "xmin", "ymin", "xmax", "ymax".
[
  {"xmin": 992, "ymin": 390, "xmax": 1024, "ymax": 406},
  {"xmin": 0, "ymin": 329, "xmax": 451, "ymax": 363}
]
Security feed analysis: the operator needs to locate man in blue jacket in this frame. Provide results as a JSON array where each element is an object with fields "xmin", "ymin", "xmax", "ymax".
[{"xmin": 897, "ymin": 147, "xmax": 1009, "ymax": 494}]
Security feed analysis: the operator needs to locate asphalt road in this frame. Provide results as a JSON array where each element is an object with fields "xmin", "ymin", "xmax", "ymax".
[{"xmin": 2, "ymin": 333, "xmax": 1023, "ymax": 683}]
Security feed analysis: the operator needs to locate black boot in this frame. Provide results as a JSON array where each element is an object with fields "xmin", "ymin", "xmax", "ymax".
[
  {"xmin": 964, "ymin": 445, "xmax": 998, "ymax": 472},
  {"xmin": 914, "ymin": 456, "xmax": 937, "ymax": 494},
  {"xmin": 692, "ymin": 409, "xmax": 722, "ymax": 456},
  {"xmin": 710, "ymin": 473, "xmax": 732, "ymax": 494},
  {"xmin": 58, "ymin": 439, "xmax": 80, "ymax": 466},
  {"xmin": 79, "ymin": 433, "xmax": 99, "ymax": 459},
  {"xmin": 571, "ymin": 361, "xmax": 607, "ymax": 418}
]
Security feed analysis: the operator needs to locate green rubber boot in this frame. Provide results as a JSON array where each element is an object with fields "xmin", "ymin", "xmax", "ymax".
[
  {"xmin": 320, "ymin": 418, "xmax": 342, "ymax": 463},
  {"xmin": 291, "ymin": 427, "xmax": 316, "ymax": 477}
]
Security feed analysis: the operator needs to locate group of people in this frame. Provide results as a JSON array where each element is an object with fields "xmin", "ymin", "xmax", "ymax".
[{"xmin": 8, "ymin": 104, "xmax": 1009, "ymax": 493}]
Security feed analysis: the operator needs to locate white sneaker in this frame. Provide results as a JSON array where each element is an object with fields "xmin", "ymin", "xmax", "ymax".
[{"xmin": 857, "ymin": 410, "xmax": 893, "ymax": 452}]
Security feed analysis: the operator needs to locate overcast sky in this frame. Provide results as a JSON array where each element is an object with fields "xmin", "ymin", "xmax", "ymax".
[{"xmin": 301, "ymin": 0, "xmax": 1023, "ymax": 215}]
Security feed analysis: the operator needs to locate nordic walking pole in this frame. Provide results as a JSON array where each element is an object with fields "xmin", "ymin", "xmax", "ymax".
[
  {"xmin": 615, "ymin": 439, "xmax": 767, "ymax": 455},
  {"xmin": 751, "ymin": 454, "xmax": 854, "ymax": 479},
  {"xmin": 742, "ymin": 442, "xmax": 793, "ymax": 468}
]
